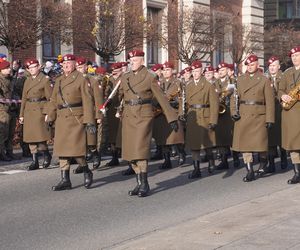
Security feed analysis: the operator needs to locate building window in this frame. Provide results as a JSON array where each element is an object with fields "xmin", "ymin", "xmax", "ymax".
[
  {"xmin": 147, "ymin": 7, "xmax": 160, "ymax": 65},
  {"xmin": 43, "ymin": 33, "xmax": 61, "ymax": 60},
  {"xmin": 278, "ymin": 0, "xmax": 300, "ymax": 19}
]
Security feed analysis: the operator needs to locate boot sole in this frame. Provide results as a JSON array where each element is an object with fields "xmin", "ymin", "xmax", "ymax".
[{"xmin": 52, "ymin": 186, "xmax": 72, "ymax": 191}]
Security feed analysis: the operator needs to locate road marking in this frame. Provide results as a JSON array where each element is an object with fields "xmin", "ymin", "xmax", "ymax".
[{"xmin": 0, "ymin": 170, "xmax": 27, "ymax": 175}]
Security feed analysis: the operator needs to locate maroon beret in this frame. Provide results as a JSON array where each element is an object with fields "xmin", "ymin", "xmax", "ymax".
[
  {"xmin": 0, "ymin": 60, "xmax": 10, "ymax": 70},
  {"xmin": 127, "ymin": 49, "xmax": 144, "ymax": 59},
  {"xmin": 121, "ymin": 62, "xmax": 128, "ymax": 67},
  {"xmin": 95, "ymin": 67, "xmax": 107, "ymax": 75},
  {"xmin": 288, "ymin": 46, "xmax": 300, "ymax": 57},
  {"xmin": 24, "ymin": 58, "xmax": 39, "ymax": 68},
  {"xmin": 217, "ymin": 62, "xmax": 228, "ymax": 70},
  {"xmin": 182, "ymin": 66, "xmax": 192, "ymax": 73},
  {"xmin": 227, "ymin": 64, "xmax": 234, "ymax": 70},
  {"xmin": 245, "ymin": 54, "xmax": 258, "ymax": 65},
  {"xmin": 163, "ymin": 61, "xmax": 174, "ymax": 69},
  {"xmin": 62, "ymin": 54, "xmax": 76, "ymax": 62},
  {"xmin": 268, "ymin": 56, "xmax": 279, "ymax": 66},
  {"xmin": 203, "ymin": 66, "xmax": 214, "ymax": 73},
  {"xmin": 191, "ymin": 60, "xmax": 202, "ymax": 69},
  {"xmin": 76, "ymin": 57, "xmax": 87, "ymax": 66},
  {"xmin": 151, "ymin": 64, "xmax": 163, "ymax": 72},
  {"xmin": 110, "ymin": 62, "xmax": 122, "ymax": 70}
]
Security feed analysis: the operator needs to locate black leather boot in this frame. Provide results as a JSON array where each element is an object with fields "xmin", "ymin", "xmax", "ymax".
[
  {"xmin": 0, "ymin": 150, "xmax": 12, "ymax": 161},
  {"xmin": 27, "ymin": 153, "xmax": 39, "ymax": 171},
  {"xmin": 288, "ymin": 164, "xmax": 300, "ymax": 184},
  {"xmin": 232, "ymin": 151, "xmax": 240, "ymax": 168},
  {"xmin": 243, "ymin": 163, "xmax": 255, "ymax": 182},
  {"xmin": 151, "ymin": 145, "xmax": 163, "ymax": 160},
  {"xmin": 128, "ymin": 174, "xmax": 141, "ymax": 196},
  {"xmin": 106, "ymin": 150, "xmax": 119, "ymax": 166},
  {"xmin": 21, "ymin": 142, "xmax": 32, "ymax": 157},
  {"xmin": 188, "ymin": 161, "xmax": 201, "ymax": 179},
  {"xmin": 52, "ymin": 170, "xmax": 72, "ymax": 191},
  {"xmin": 86, "ymin": 149, "xmax": 93, "ymax": 162},
  {"xmin": 73, "ymin": 165, "xmax": 84, "ymax": 174},
  {"xmin": 171, "ymin": 145, "xmax": 177, "ymax": 157},
  {"xmin": 42, "ymin": 150, "xmax": 52, "ymax": 169},
  {"xmin": 265, "ymin": 154, "xmax": 276, "ymax": 173},
  {"xmin": 159, "ymin": 152, "xmax": 172, "ymax": 169},
  {"xmin": 216, "ymin": 154, "xmax": 229, "ymax": 170},
  {"xmin": 257, "ymin": 156, "xmax": 268, "ymax": 175},
  {"xmin": 208, "ymin": 159, "xmax": 215, "ymax": 174},
  {"xmin": 92, "ymin": 150, "xmax": 101, "ymax": 169},
  {"xmin": 138, "ymin": 172, "xmax": 150, "ymax": 197},
  {"xmin": 280, "ymin": 148, "xmax": 288, "ymax": 169},
  {"xmin": 177, "ymin": 144, "xmax": 186, "ymax": 166},
  {"xmin": 83, "ymin": 165, "xmax": 93, "ymax": 189},
  {"xmin": 122, "ymin": 163, "xmax": 135, "ymax": 176}
]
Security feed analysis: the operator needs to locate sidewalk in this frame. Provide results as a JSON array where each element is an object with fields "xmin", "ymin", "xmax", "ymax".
[{"xmin": 110, "ymin": 185, "xmax": 300, "ymax": 250}]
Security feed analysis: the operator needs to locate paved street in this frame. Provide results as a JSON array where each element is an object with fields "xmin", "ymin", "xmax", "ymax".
[{"xmin": 0, "ymin": 155, "xmax": 299, "ymax": 250}]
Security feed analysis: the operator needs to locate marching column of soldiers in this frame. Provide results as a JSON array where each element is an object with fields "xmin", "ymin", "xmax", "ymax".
[{"xmin": 1, "ymin": 45, "xmax": 300, "ymax": 197}]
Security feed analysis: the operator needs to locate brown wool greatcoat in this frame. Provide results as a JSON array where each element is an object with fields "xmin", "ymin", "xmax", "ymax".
[
  {"xmin": 20, "ymin": 72, "xmax": 52, "ymax": 143},
  {"xmin": 105, "ymin": 76, "xmax": 122, "ymax": 145},
  {"xmin": 278, "ymin": 67, "xmax": 300, "ymax": 151},
  {"xmin": 268, "ymin": 71, "xmax": 283, "ymax": 147},
  {"xmin": 119, "ymin": 66, "xmax": 177, "ymax": 161},
  {"xmin": 231, "ymin": 71, "xmax": 275, "ymax": 152},
  {"xmin": 84, "ymin": 74, "xmax": 104, "ymax": 146},
  {"xmin": 152, "ymin": 77, "xmax": 184, "ymax": 145},
  {"xmin": 214, "ymin": 77, "xmax": 234, "ymax": 147},
  {"xmin": 180, "ymin": 77, "xmax": 219, "ymax": 150},
  {"xmin": 47, "ymin": 70, "xmax": 94, "ymax": 157}
]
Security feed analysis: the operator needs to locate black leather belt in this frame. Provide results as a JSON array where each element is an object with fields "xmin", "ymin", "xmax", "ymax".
[
  {"xmin": 124, "ymin": 99, "xmax": 152, "ymax": 106},
  {"xmin": 240, "ymin": 100, "xmax": 265, "ymax": 105},
  {"xmin": 58, "ymin": 102, "xmax": 82, "ymax": 110},
  {"xmin": 27, "ymin": 97, "xmax": 47, "ymax": 102},
  {"xmin": 190, "ymin": 104, "xmax": 210, "ymax": 109}
]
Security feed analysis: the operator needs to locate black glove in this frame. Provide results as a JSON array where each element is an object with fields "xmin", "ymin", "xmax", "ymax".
[
  {"xmin": 231, "ymin": 114, "xmax": 241, "ymax": 121},
  {"xmin": 169, "ymin": 120, "xmax": 179, "ymax": 132},
  {"xmin": 85, "ymin": 123, "xmax": 97, "ymax": 134},
  {"xmin": 265, "ymin": 122, "xmax": 274, "ymax": 129},
  {"xmin": 178, "ymin": 115, "xmax": 186, "ymax": 122},
  {"xmin": 208, "ymin": 123, "xmax": 217, "ymax": 130},
  {"xmin": 46, "ymin": 121, "xmax": 53, "ymax": 130}
]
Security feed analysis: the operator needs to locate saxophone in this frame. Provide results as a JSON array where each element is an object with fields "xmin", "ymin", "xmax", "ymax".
[
  {"xmin": 153, "ymin": 88, "xmax": 180, "ymax": 117},
  {"xmin": 219, "ymin": 89, "xmax": 232, "ymax": 114},
  {"xmin": 282, "ymin": 81, "xmax": 300, "ymax": 110}
]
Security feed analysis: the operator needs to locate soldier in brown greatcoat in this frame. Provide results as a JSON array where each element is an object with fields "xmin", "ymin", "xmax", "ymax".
[
  {"xmin": 231, "ymin": 54, "xmax": 275, "ymax": 182},
  {"xmin": 153, "ymin": 61, "xmax": 185, "ymax": 169},
  {"xmin": 105, "ymin": 62, "xmax": 123, "ymax": 166},
  {"xmin": 119, "ymin": 49, "xmax": 178, "ymax": 197},
  {"xmin": 179, "ymin": 60, "xmax": 219, "ymax": 179},
  {"xmin": 260, "ymin": 56, "xmax": 287, "ymax": 174},
  {"xmin": 0, "ymin": 60, "xmax": 13, "ymax": 161},
  {"xmin": 214, "ymin": 62, "xmax": 235, "ymax": 170},
  {"xmin": 46, "ymin": 54, "xmax": 95, "ymax": 191},
  {"xmin": 19, "ymin": 58, "xmax": 52, "ymax": 170},
  {"xmin": 278, "ymin": 46, "xmax": 300, "ymax": 184},
  {"xmin": 74, "ymin": 57, "xmax": 104, "ymax": 173}
]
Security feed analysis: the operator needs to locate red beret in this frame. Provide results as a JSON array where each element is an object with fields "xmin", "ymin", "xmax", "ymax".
[
  {"xmin": 127, "ymin": 49, "xmax": 144, "ymax": 59},
  {"xmin": 203, "ymin": 66, "xmax": 214, "ymax": 73},
  {"xmin": 217, "ymin": 62, "xmax": 228, "ymax": 70},
  {"xmin": 95, "ymin": 67, "xmax": 107, "ymax": 75},
  {"xmin": 110, "ymin": 62, "xmax": 122, "ymax": 70},
  {"xmin": 288, "ymin": 46, "xmax": 300, "ymax": 57},
  {"xmin": 121, "ymin": 62, "xmax": 128, "ymax": 67},
  {"xmin": 76, "ymin": 57, "xmax": 87, "ymax": 66},
  {"xmin": 268, "ymin": 56, "xmax": 279, "ymax": 66},
  {"xmin": 24, "ymin": 58, "xmax": 39, "ymax": 68},
  {"xmin": 163, "ymin": 61, "xmax": 174, "ymax": 69},
  {"xmin": 183, "ymin": 66, "xmax": 192, "ymax": 73},
  {"xmin": 151, "ymin": 64, "xmax": 163, "ymax": 72},
  {"xmin": 245, "ymin": 54, "xmax": 258, "ymax": 65},
  {"xmin": 62, "ymin": 54, "xmax": 76, "ymax": 62},
  {"xmin": 0, "ymin": 60, "xmax": 10, "ymax": 70},
  {"xmin": 191, "ymin": 60, "xmax": 202, "ymax": 69},
  {"xmin": 227, "ymin": 64, "xmax": 234, "ymax": 70}
]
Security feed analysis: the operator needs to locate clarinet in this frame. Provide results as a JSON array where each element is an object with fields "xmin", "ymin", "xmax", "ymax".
[{"xmin": 232, "ymin": 63, "xmax": 240, "ymax": 120}]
